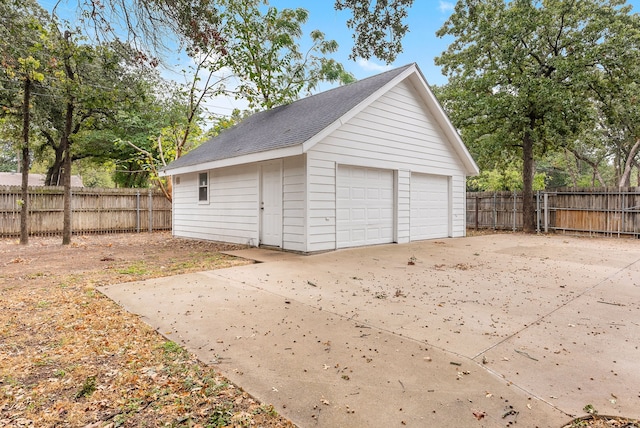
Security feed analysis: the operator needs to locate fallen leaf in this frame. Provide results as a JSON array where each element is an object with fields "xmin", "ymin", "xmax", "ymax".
[{"xmin": 473, "ymin": 410, "xmax": 486, "ymax": 420}]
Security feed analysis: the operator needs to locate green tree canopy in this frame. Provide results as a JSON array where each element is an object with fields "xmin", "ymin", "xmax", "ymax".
[
  {"xmin": 335, "ymin": 0, "xmax": 414, "ymax": 63},
  {"xmin": 435, "ymin": 0, "xmax": 640, "ymax": 231},
  {"xmin": 220, "ymin": 0, "xmax": 355, "ymax": 109}
]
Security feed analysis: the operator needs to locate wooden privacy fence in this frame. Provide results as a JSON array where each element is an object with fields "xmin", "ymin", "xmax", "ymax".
[
  {"xmin": 467, "ymin": 190, "xmax": 525, "ymax": 231},
  {"xmin": 0, "ymin": 186, "xmax": 172, "ymax": 237},
  {"xmin": 467, "ymin": 187, "xmax": 640, "ymax": 237}
]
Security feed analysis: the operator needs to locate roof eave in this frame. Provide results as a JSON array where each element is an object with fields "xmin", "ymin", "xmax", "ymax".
[
  {"xmin": 160, "ymin": 144, "xmax": 304, "ymax": 176},
  {"xmin": 302, "ymin": 64, "xmax": 480, "ymax": 176},
  {"xmin": 302, "ymin": 64, "xmax": 418, "ymax": 153},
  {"xmin": 407, "ymin": 70, "xmax": 480, "ymax": 176}
]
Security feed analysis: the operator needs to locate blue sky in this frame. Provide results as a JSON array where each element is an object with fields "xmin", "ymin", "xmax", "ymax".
[
  {"xmin": 36, "ymin": 0, "xmax": 459, "ymax": 85},
  {"xmin": 37, "ymin": 0, "xmax": 640, "ymax": 116},
  {"xmin": 273, "ymin": 1, "xmax": 457, "ymax": 86}
]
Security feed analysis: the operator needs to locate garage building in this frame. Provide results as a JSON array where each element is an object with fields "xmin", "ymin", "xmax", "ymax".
[{"xmin": 161, "ymin": 63, "xmax": 479, "ymax": 252}]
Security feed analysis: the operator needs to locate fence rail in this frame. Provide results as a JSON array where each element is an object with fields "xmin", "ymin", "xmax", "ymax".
[
  {"xmin": 467, "ymin": 187, "xmax": 640, "ymax": 237},
  {"xmin": 0, "ymin": 186, "xmax": 172, "ymax": 237}
]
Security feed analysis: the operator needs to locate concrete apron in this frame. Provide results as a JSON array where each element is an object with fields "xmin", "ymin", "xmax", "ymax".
[{"xmin": 99, "ymin": 234, "xmax": 640, "ymax": 427}]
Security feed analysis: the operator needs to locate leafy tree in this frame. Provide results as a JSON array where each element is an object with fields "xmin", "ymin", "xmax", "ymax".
[
  {"xmin": 123, "ymin": 1, "xmax": 356, "ymax": 201},
  {"xmin": 435, "ymin": 0, "xmax": 640, "ymax": 232},
  {"xmin": 335, "ymin": 0, "xmax": 414, "ymax": 63},
  {"xmin": 27, "ymin": 24, "xmax": 155, "ymax": 243},
  {"xmin": 0, "ymin": 136, "xmax": 17, "ymax": 172},
  {"xmin": 221, "ymin": 1, "xmax": 355, "ymax": 109},
  {"xmin": 55, "ymin": 0, "xmax": 413, "ymax": 65},
  {"xmin": 74, "ymin": 158, "xmax": 116, "ymax": 187},
  {"xmin": 121, "ymin": 77, "xmax": 211, "ymax": 200},
  {"xmin": 468, "ymin": 167, "xmax": 546, "ymax": 191},
  {"xmin": 55, "ymin": 0, "xmax": 224, "ymax": 65},
  {"xmin": 587, "ymin": 54, "xmax": 640, "ymax": 187},
  {"xmin": 35, "ymin": 33, "xmax": 148, "ymax": 188},
  {"xmin": 1, "ymin": 0, "xmax": 50, "ymax": 244}
]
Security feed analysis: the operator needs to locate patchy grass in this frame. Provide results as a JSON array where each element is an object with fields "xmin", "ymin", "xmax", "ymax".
[{"xmin": 0, "ymin": 232, "xmax": 294, "ymax": 428}]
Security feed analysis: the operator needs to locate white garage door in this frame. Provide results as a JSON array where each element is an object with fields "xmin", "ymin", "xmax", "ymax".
[
  {"xmin": 337, "ymin": 165, "xmax": 394, "ymax": 248},
  {"xmin": 411, "ymin": 173, "xmax": 450, "ymax": 240}
]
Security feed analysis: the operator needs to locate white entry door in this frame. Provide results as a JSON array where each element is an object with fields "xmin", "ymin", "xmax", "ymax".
[
  {"xmin": 410, "ymin": 173, "xmax": 450, "ymax": 240},
  {"xmin": 336, "ymin": 165, "xmax": 394, "ymax": 248},
  {"xmin": 260, "ymin": 160, "xmax": 282, "ymax": 247}
]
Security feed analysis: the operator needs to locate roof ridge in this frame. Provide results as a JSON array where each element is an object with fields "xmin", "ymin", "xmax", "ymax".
[
  {"xmin": 162, "ymin": 63, "xmax": 419, "ymax": 173},
  {"xmin": 278, "ymin": 62, "xmax": 415, "ymax": 107}
]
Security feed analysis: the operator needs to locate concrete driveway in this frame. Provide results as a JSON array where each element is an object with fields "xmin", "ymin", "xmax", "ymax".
[{"xmin": 100, "ymin": 234, "xmax": 640, "ymax": 427}]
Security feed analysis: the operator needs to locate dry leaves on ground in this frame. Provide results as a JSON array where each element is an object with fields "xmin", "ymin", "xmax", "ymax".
[
  {"xmin": 563, "ymin": 415, "xmax": 640, "ymax": 428},
  {"xmin": 0, "ymin": 232, "xmax": 295, "ymax": 428}
]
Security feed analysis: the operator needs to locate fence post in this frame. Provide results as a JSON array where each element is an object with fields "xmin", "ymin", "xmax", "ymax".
[
  {"xmin": 513, "ymin": 189, "xmax": 517, "ymax": 231},
  {"xmin": 493, "ymin": 192, "xmax": 497, "ymax": 230},
  {"xmin": 475, "ymin": 196, "xmax": 479, "ymax": 231},
  {"xmin": 70, "ymin": 187, "xmax": 73, "ymax": 237},
  {"xmin": 536, "ymin": 191, "xmax": 541, "ymax": 233},
  {"xmin": 136, "ymin": 190, "xmax": 140, "ymax": 233},
  {"xmin": 148, "ymin": 189, "xmax": 153, "ymax": 233},
  {"xmin": 620, "ymin": 188, "xmax": 624, "ymax": 238},
  {"xmin": 544, "ymin": 192, "xmax": 549, "ymax": 233}
]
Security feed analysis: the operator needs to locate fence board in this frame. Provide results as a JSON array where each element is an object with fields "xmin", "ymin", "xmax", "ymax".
[
  {"xmin": 467, "ymin": 187, "xmax": 640, "ymax": 237},
  {"xmin": 0, "ymin": 186, "xmax": 172, "ymax": 237}
]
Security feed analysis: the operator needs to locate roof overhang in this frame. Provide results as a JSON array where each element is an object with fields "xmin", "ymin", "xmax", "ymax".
[
  {"xmin": 407, "ymin": 68, "xmax": 480, "ymax": 176},
  {"xmin": 162, "ymin": 63, "xmax": 479, "ymax": 178},
  {"xmin": 160, "ymin": 144, "xmax": 304, "ymax": 176},
  {"xmin": 302, "ymin": 64, "xmax": 479, "ymax": 176}
]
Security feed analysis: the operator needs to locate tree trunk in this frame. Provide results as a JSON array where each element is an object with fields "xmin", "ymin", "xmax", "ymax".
[
  {"xmin": 569, "ymin": 148, "xmax": 606, "ymax": 186},
  {"xmin": 521, "ymin": 125, "xmax": 536, "ymax": 233},
  {"xmin": 61, "ymin": 29, "xmax": 75, "ymax": 245},
  {"xmin": 45, "ymin": 146, "xmax": 64, "ymax": 186},
  {"xmin": 61, "ymin": 101, "xmax": 74, "ymax": 245},
  {"xmin": 564, "ymin": 149, "xmax": 578, "ymax": 187},
  {"xmin": 20, "ymin": 77, "xmax": 32, "ymax": 245},
  {"xmin": 618, "ymin": 138, "xmax": 640, "ymax": 188}
]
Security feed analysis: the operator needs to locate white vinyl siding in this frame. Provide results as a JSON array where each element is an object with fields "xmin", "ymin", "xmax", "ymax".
[
  {"xmin": 172, "ymin": 164, "xmax": 259, "ymax": 246},
  {"xmin": 306, "ymin": 157, "xmax": 336, "ymax": 251},
  {"xmin": 282, "ymin": 155, "xmax": 306, "ymax": 252},
  {"xmin": 309, "ymin": 81, "xmax": 465, "ymax": 173},
  {"xmin": 451, "ymin": 175, "xmax": 466, "ymax": 237},
  {"xmin": 396, "ymin": 170, "xmax": 411, "ymax": 243},
  {"xmin": 307, "ymin": 79, "xmax": 468, "ymax": 240}
]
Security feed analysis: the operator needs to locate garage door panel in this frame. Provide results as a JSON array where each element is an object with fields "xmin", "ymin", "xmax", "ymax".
[
  {"xmin": 352, "ymin": 208, "xmax": 366, "ymax": 221},
  {"xmin": 337, "ymin": 165, "xmax": 394, "ymax": 248},
  {"xmin": 367, "ymin": 188, "xmax": 380, "ymax": 199},
  {"xmin": 336, "ymin": 186, "xmax": 350, "ymax": 199},
  {"xmin": 367, "ymin": 208, "xmax": 381, "ymax": 220},
  {"xmin": 410, "ymin": 173, "xmax": 449, "ymax": 241}
]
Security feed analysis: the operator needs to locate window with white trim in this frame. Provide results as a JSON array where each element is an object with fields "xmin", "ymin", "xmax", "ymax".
[{"xmin": 198, "ymin": 172, "xmax": 208, "ymax": 202}]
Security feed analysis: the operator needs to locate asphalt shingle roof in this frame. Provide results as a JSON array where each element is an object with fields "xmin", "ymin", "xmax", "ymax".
[{"xmin": 163, "ymin": 64, "xmax": 414, "ymax": 172}]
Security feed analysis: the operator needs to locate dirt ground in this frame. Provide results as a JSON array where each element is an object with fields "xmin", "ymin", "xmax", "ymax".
[
  {"xmin": 0, "ymin": 232, "xmax": 638, "ymax": 428},
  {"xmin": 0, "ymin": 232, "xmax": 295, "ymax": 428}
]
